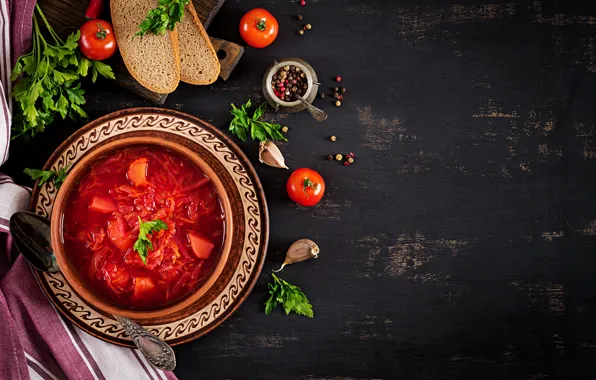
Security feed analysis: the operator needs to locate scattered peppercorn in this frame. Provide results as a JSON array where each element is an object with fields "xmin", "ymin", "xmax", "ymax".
[
  {"xmin": 341, "ymin": 87, "xmax": 347, "ymax": 93},
  {"xmin": 333, "ymin": 93, "xmax": 340, "ymax": 99},
  {"xmin": 335, "ymin": 154, "xmax": 343, "ymax": 161},
  {"xmin": 346, "ymin": 152, "xmax": 355, "ymax": 159},
  {"xmin": 338, "ymin": 95, "xmax": 343, "ymax": 100},
  {"xmin": 343, "ymin": 161, "xmax": 350, "ymax": 166},
  {"xmin": 333, "ymin": 86, "xmax": 339, "ymax": 92},
  {"xmin": 298, "ymin": 29, "xmax": 304, "ymax": 35},
  {"xmin": 335, "ymin": 100, "xmax": 341, "ymax": 107},
  {"xmin": 282, "ymin": 126, "xmax": 289, "ymax": 133},
  {"xmin": 305, "ymin": 24, "xmax": 312, "ymax": 30},
  {"xmin": 300, "ymin": 0, "xmax": 305, "ymax": 5},
  {"xmin": 347, "ymin": 157, "xmax": 354, "ymax": 164},
  {"xmin": 335, "ymin": 76, "xmax": 342, "ymax": 82},
  {"xmin": 296, "ymin": 14, "xmax": 303, "ymax": 21},
  {"xmin": 327, "ymin": 154, "xmax": 334, "ymax": 161},
  {"xmin": 330, "ymin": 135, "xmax": 337, "ymax": 141},
  {"xmin": 319, "ymin": 92, "xmax": 325, "ymax": 99}
]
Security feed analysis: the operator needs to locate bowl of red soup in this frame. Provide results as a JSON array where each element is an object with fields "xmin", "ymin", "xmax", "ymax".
[{"xmin": 51, "ymin": 136, "xmax": 233, "ymax": 319}]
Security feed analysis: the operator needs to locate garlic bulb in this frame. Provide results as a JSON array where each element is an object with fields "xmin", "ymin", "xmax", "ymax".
[
  {"xmin": 274, "ymin": 239, "xmax": 319, "ymax": 272},
  {"xmin": 259, "ymin": 141, "xmax": 288, "ymax": 169}
]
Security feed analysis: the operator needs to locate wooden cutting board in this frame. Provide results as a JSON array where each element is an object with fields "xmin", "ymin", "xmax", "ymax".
[{"xmin": 38, "ymin": 0, "xmax": 244, "ymax": 104}]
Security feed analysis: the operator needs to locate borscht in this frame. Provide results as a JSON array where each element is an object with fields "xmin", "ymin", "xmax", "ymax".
[{"xmin": 62, "ymin": 146, "xmax": 225, "ymax": 309}]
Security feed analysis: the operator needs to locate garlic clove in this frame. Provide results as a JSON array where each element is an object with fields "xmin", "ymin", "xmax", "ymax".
[
  {"xmin": 274, "ymin": 238, "xmax": 319, "ymax": 272},
  {"xmin": 259, "ymin": 141, "xmax": 289, "ymax": 169}
]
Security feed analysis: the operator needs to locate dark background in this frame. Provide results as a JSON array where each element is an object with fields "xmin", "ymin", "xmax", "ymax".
[{"xmin": 5, "ymin": 0, "xmax": 596, "ymax": 379}]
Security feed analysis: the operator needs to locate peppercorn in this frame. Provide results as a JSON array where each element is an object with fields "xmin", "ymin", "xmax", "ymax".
[
  {"xmin": 347, "ymin": 157, "xmax": 354, "ymax": 164},
  {"xmin": 319, "ymin": 92, "xmax": 325, "ymax": 99},
  {"xmin": 330, "ymin": 135, "xmax": 337, "ymax": 141},
  {"xmin": 335, "ymin": 154, "xmax": 343, "ymax": 161},
  {"xmin": 338, "ymin": 95, "xmax": 343, "ymax": 100},
  {"xmin": 333, "ymin": 86, "xmax": 339, "ymax": 92},
  {"xmin": 333, "ymin": 93, "xmax": 340, "ymax": 99},
  {"xmin": 298, "ymin": 29, "xmax": 304, "ymax": 35},
  {"xmin": 327, "ymin": 154, "xmax": 334, "ymax": 161},
  {"xmin": 341, "ymin": 87, "xmax": 347, "ymax": 93},
  {"xmin": 344, "ymin": 161, "xmax": 350, "ymax": 166},
  {"xmin": 335, "ymin": 76, "xmax": 342, "ymax": 82},
  {"xmin": 305, "ymin": 24, "xmax": 312, "ymax": 30},
  {"xmin": 282, "ymin": 126, "xmax": 289, "ymax": 133},
  {"xmin": 296, "ymin": 14, "xmax": 303, "ymax": 21},
  {"xmin": 335, "ymin": 100, "xmax": 341, "ymax": 107},
  {"xmin": 300, "ymin": 0, "xmax": 305, "ymax": 5}
]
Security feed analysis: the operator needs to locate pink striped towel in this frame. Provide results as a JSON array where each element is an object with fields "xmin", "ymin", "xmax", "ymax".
[{"xmin": 0, "ymin": 1, "xmax": 178, "ymax": 379}]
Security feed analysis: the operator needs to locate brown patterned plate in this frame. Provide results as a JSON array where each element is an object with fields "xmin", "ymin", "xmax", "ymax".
[{"xmin": 29, "ymin": 108, "xmax": 269, "ymax": 347}]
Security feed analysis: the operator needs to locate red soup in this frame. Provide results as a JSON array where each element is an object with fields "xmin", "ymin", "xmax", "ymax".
[{"xmin": 62, "ymin": 146, "xmax": 225, "ymax": 309}]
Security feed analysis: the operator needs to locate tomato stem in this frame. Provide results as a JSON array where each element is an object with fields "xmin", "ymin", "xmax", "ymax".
[
  {"xmin": 302, "ymin": 178, "xmax": 317, "ymax": 198},
  {"xmin": 256, "ymin": 19, "xmax": 266, "ymax": 31},
  {"xmin": 96, "ymin": 23, "xmax": 107, "ymax": 39}
]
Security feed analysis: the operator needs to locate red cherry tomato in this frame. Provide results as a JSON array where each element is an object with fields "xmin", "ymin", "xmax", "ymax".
[
  {"xmin": 286, "ymin": 168, "xmax": 325, "ymax": 207},
  {"xmin": 239, "ymin": 8, "xmax": 278, "ymax": 48},
  {"xmin": 78, "ymin": 19, "xmax": 117, "ymax": 61}
]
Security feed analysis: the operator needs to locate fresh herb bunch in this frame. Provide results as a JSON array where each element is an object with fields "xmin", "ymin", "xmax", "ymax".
[
  {"xmin": 265, "ymin": 273, "xmax": 314, "ymax": 318},
  {"xmin": 134, "ymin": 217, "xmax": 168, "ymax": 265},
  {"xmin": 229, "ymin": 99, "xmax": 287, "ymax": 142},
  {"xmin": 23, "ymin": 166, "xmax": 69, "ymax": 188},
  {"xmin": 10, "ymin": 4, "xmax": 115, "ymax": 139},
  {"xmin": 135, "ymin": 0, "xmax": 190, "ymax": 38}
]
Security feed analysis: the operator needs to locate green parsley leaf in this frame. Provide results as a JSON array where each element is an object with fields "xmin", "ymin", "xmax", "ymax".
[
  {"xmin": 228, "ymin": 99, "xmax": 288, "ymax": 142},
  {"xmin": 133, "ymin": 217, "xmax": 168, "ymax": 265},
  {"xmin": 24, "ymin": 166, "xmax": 69, "ymax": 188},
  {"xmin": 77, "ymin": 57, "xmax": 91, "ymax": 77},
  {"xmin": 10, "ymin": 58, "xmax": 23, "ymax": 81},
  {"xmin": 65, "ymin": 83, "xmax": 85, "ymax": 105},
  {"xmin": 91, "ymin": 60, "xmax": 115, "ymax": 82},
  {"xmin": 264, "ymin": 273, "xmax": 313, "ymax": 318},
  {"xmin": 135, "ymin": 0, "xmax": 190, "ymax": 38}
]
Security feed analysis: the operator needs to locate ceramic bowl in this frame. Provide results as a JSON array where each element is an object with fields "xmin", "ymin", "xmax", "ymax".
[{"xmin": 50, "ymin": 136, "xmax": 235, "ymax": 320}]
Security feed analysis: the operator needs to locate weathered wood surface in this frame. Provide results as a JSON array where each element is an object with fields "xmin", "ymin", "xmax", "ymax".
[
  {"xmin": 37, "ymin": 0, "xmax": 243, "ymax": 104},
  {"xmin": 6, "ymin": 0, "xmax": 596, "ymax": 378}
]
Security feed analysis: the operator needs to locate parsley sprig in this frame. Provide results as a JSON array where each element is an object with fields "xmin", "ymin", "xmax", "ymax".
[
  {"xmin": 23, "ymin": 166, "xmax": 69, "ymax": 188},
  {"xmin": 265, "ymin": 273, "xmax": 314, "ymax": 318},
  {"xmin": 10, "ymin": 4, "xmax": 115, "ymax": 139},
  {"xmin": 229, "ymin": 99, "xmax": 287, "ymax": 142},
  {"xmin": 133, "ymin": 217, "xmax": 168, "ymax": 265},
  {"xmin": 135, "ymin": 0, "xmax": 190, "ymax": 38}
]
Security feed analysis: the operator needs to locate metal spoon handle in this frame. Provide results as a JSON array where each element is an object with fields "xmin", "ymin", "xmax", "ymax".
[
  {"xmin": 114, "ymin": 315, "xmax": 176, "ymax": 371},
  {"xmin": 295, "ymin": 94, "xmax": 327, "ymax": 122}
]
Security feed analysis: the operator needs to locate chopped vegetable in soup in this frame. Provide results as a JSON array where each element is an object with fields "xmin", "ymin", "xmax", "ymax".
[{"xmin": 63, "ymin": 146, "xmax": 225, "ymax": 309}]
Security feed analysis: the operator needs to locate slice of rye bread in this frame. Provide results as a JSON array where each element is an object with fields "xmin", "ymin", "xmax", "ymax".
[
  {"xmin": 178, "ymin": 2, "xmax": 221, "ymax": 85},
  {"xmin": 110, "ymin": 0, "xmax": 180, "ymax": 94}
]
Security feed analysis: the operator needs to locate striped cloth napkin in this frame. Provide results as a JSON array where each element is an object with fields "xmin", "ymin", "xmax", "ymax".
[{"xmin": 1, "ymin": 1, "xmax": 178, "ymax": 379}]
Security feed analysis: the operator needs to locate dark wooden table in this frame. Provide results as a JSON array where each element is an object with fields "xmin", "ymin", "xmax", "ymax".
[{"xmin": 5, "ymin": 0, "xmax": 596, "ymax": 378}]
